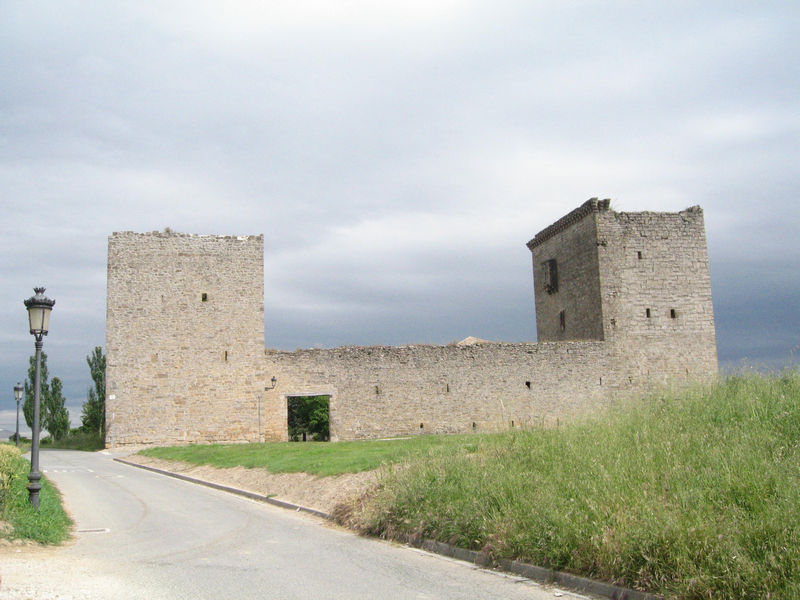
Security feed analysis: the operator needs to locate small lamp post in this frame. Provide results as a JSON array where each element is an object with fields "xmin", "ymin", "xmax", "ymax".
[
  {"xmin": 23, "ymin": 287, "xmax": 55, "ymax": 508},
  {"xmin": 14, "ymin": 383, "xmax": 23, "ymax": 448}
]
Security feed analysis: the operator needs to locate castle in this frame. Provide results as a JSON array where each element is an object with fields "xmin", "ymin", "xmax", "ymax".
[{"xmin": 105, "ymin": 199, "xmax": 717, "ymax": 446}]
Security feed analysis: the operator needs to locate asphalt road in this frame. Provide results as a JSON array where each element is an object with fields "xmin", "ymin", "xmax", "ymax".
[{"xmin": 0, "ymin": 449, "xmax": 585, "ymax": 600}]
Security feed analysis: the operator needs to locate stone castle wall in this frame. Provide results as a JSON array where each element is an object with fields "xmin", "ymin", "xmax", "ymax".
[
  {"xmin": 105, "ymin": 231, "xmax": 274, "ymax": 446},
  {"xmin": 595, "ymin": 206, "xmax": 718, "ymax": 380},
  {"xmin": 105, "ymin": 201, "xmax": 719, "ymax": 446},
  {"xmin": 527, "ymin": 200, "xmax": 717, "ymax": 384},
  {"xmin": 265, "ymin": 341, "xmax": 638, "ymax": 441},
  {"xmin": 528, "ymin": 202, "xmax": 605, "ymax": 342}
]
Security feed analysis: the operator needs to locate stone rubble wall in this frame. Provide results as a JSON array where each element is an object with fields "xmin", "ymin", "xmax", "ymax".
[
  {"xmin": 528, "ymin": 207, "xmax": 605, "ymax": 342},
  {"xmin": 266, "ymin": 340, "xmax": 661, "ymax": 441},
  {"xmin": 106, "ymin": 231, "xmax": 268, "ymax": 446},
  {"xmin": 596, "ymin": 206, "xmax": 718, "ymax": 380},
  {"xmin": 105, "ymin": 201, "xmax": 719, "ymax": 447}
]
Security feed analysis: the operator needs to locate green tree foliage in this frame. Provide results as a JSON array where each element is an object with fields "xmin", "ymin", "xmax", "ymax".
[
  {"xmin": 43, "ymin": 377, "xmax": 70, "ymax": 440},
  {"xmin": 287, "ymin": 395, "xmax": 330, "ymax": 441},
  {"xmin": 22, "ymin": 352, "xmax": 49, "ymax": 429},
  {"xmin": 22, "ymin": 352, "xmax": 70, "ymax": 440},
  {"xmin": 80, "ymin": 346, "xmax": 106, "ymax": 436}
]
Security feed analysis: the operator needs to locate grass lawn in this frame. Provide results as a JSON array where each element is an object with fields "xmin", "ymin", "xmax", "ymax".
[{"xmin": 140, "ymin": 433, "xmax": 476, "ymax": 476}]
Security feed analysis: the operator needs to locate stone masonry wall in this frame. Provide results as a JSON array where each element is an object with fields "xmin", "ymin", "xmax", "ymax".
[
  {"xmin": 106, "ymin": 231, "xmax": 275, "ymax": 446},
  {"xmin": 265, "ymin": 340, "xmax": 643, "ymax": 441},
  {"xmin": 527, "ymin": 200, "xmax": 717, "ymax": 385},
  {"xmin": 258, "ymin": 201, "xmax": 718, "ymax": 442},
  {"xmin": 595, "ymin": 206, "xmax": 718, "ymax": 381},
  {"xmin": 528, "ymin": 200, "xmax": 606, "ymax": 342},
  {"xmin": 105, "ymin": 200, "xmax": 718, "ymax": 446}
]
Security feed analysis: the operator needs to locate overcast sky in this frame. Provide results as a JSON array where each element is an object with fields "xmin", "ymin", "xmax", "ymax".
[{"xmin": 1, "ymin": 1, "xmax": 798, "ymax": 435}]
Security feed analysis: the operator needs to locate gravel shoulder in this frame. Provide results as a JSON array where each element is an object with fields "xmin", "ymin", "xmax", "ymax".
[{"xmin": 122, "ymin": 454, "xmax": 378, "ymax": 514}]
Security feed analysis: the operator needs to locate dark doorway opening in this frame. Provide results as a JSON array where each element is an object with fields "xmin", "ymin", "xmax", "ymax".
[{"xmin": 287, "ymin": 395, "xmax": 330, "ymax": 441}]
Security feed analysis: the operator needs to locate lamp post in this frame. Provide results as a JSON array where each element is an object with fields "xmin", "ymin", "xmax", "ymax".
[
  {"xmin": 14, "ymin": 383, "xmax": 23, "ymax": 448},
  {"xmin": 23, "ymin": 287, "xmax": 55, "ymax": 508}
]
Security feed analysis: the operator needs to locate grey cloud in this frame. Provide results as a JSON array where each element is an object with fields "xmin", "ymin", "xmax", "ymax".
[{"xmin": 1, "ymin": 2, "xmax": 798, "ymax": 421}]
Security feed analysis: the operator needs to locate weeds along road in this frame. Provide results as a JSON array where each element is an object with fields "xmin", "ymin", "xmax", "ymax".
[{"xmin": 1, "ymin": 449, "xmax": 581, "ymax": 600}]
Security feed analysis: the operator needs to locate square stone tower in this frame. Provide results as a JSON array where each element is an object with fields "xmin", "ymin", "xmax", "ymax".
[
  {"xmin": 105, "ymin": 231, "xmax": 272, "ymax": 446},
  {"xmin": 527, "ymin": 199, "xmax": 718, "ymax": 380}
]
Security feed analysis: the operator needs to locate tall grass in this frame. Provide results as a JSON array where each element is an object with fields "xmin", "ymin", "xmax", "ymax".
[
  {"xmin": 0, "ymin": 445, "xmax": 72, "ymax": 544},
  {"xmin": 344, "ymin": 373, "xmax": 800, "ymax": 599}
]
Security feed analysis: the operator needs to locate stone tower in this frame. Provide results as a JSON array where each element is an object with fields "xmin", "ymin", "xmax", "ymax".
[
  {"xmin": 527, "ymin": 198, "xmax": 718, "ymax": 379},
  {"xmin": 105, "ymin": 231, "xmax": 273, "ymax": 446}
]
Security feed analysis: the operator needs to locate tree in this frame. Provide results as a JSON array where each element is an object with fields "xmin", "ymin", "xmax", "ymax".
[
  {"xmin": 22, "ymin": 352, "xmax": 70, "ymax": 440},
  {"xmin": 43, "ymin": 377, "xmax": 70, "ymax": 440},
  {"xmin": 22, "ymin": 351, "xmax": 50, "ymax": 429},
  {"xmin": 287, "ymin": 395, "xmax": 330, "ymax": 441},
  {"xmin": 80, "ymin": 346, "xmax": 106, "ymax": 436}
]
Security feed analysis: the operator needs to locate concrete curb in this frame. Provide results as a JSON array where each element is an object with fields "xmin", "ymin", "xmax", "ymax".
[
  {"xmin": 113, "ymin": 458, "xmax": 330, "ymax": 520},
  {"xmin": 413, "ymin": 539, "xmax": 662, "ymax": 600},
  {"xmin": 114, "ymin": 457, "xmax": 662, "ymax": 600}
]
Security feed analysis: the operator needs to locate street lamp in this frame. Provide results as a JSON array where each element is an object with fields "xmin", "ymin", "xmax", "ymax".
[
  {"xmin": 23, "ymin": 287, "xmax": 55, "ymax": 508},
  {"xmin": 14, "ymin": 383, "xmax": 23, "ymax": 448}
]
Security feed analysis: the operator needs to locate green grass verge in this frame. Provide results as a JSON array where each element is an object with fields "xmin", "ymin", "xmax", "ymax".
[
  {"xmin": 140, "ymin": 434, "xmax": 475, "ymax": 476},
  {"xmin": 0, "ymin": 445, "xmax": 72, "ymax": 544},
  {"xmin": 345, "ymin": 372, "xmax": 800, "ymax": 599}
]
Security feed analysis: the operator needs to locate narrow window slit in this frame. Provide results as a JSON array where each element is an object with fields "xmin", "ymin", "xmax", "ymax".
[{"xmin": 542, "ymin": 259, "xmax": 559, "ymax": 294}]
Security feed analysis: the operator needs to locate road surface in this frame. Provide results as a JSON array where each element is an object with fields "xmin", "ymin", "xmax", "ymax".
[{"xmin": 0, "ymin": 449, "xmax": 586, "ymax": 600}]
